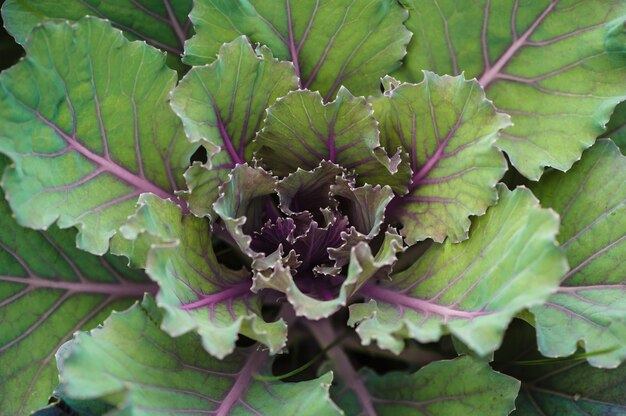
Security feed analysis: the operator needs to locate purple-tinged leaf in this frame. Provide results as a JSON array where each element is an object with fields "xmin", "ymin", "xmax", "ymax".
[
  {"xmin": 371, "ymin": 73, "xmax": 509, "ymax": 245},
  {"xmin": 349, "ymin": 186, "xmax": 567, "ymax": 356},
  {"xmin": 171, "ymin": 37, "xmax": 298, "ymax": 218},
  {"xmin": 2, "ymin": 0, "xmax": 193, "ymax": 57},
  {"xmin": 256, "ymin": 88, "xmax": 411, "ymax": 192},
  {"xmin": 57, "ymin": 296, "xmax": 341, "ymax": 415},
  {"xmin": 396, "ymin": 0, "xmax": 626, "ymax": 180},
  {"xmin": 0, "ymin": 159, "xmax": 153, "ymax": 416},
  {"xmin": 0, "ymin": 18, "xmax": 196, "ymax": 255},
  {"xmin": 117, "ymin": 194, "xmax": 286, "ymax": 358},
  {"xmin": 530, "ymin": 139, "xmax": 626, "ymax": 368},
  {"xmin": 184, "ymin": 0, "xmax": 411, "ymax": 99}
]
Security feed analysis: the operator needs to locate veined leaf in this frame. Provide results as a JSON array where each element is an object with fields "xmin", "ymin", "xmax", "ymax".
[
  {"xmin": 371, "ymin": 73, "xmax": 509, "ymax": 244},
  {"xmin": 349, "ymin": 185, "xmax": 567, "ymax": 356},
  {"xmin": 494, "ymin": 319, "xmax": 626, "ymax": 416},
  {"xmin": 57, "ymin": 295, "xmax": 341, "ymax": 415},
  {"xmin": 185, "ymin": 0, "xmax": 411, "ymax": 99},
  {"xmin": 256, "ymin": 88, "xmax": 411, "ymax": 192},
  {"xmin": 336, "ymin": 357, "xmax": 519, "ymax": 415},
  {"xmin": 0, "ymin": 18, "xmax": 196, "ymax": 255},
  {"xmin": 2, "ymin": 0, "xmax": 192, "ymax": 56},
  {"xmin": 396, "ymin": 0, "xmax": 626, "ymax": 180},
  {"xmin": 117, "ymin": 194, "xmax": 287, "ymax": 359},
  {"xmin": 0, "ymin": 158, "xmax": 153, "ymax": 416},
  {"xmin": 171, "ymin": 36, "xmax": 298, "ymax": 218},
  {"xmin": 530, "ymin": 139, "xmax": 626, "ymax": 368}
]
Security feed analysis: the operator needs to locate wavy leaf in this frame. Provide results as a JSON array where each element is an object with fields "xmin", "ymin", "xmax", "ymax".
[
  {"xmin": 256, "ymin": 88, "xmax": 411, "ymax": 192},
  {"xmin": 371, "ymin": 73, "xmax": 509, "ymax": 244},
  {"xmin": 0, "ymin": 158, "xmax": 152, "ymax": 416},
  {"xmin": 336, "ymin": 357, "xmax": 519, "ymax": 415},
  {"xmin": 185, "ymin": 0, "xmax": 411, "ymax": 99},
  {"xmin": 530, "ymin": 139, "xmax": 626, "ymax": 368},
  {"xmin": 171, "ymin": 36, "xmax": 298, "ymax": 218},
  {"xmin": 253, "ymin": 230, "xmax": 403, "ymax": 320},
  {"xmin": 117, "ymin": 194, "xmax": 287, "ymax": 359},
  {"xmin": 349, "ymin": 185, "xmax": 567, "ymax": 356},
  {"xmin": 2, "ymin": 0, "xmax": 192, "ymax": 56},
  {"xmin": 0, "ymin": 18, "xmax": 196, "ymax": 255},
  {"xmin": 57, "ymin": 295, "xmax": 341, "ymax": 415},
  {"xmin": 396, "ymin": 0, "xmax": 626, "ymax": 180},
  {"xmin": 494, "ymin": 319, "xmax": 626, "ymax": 416}
]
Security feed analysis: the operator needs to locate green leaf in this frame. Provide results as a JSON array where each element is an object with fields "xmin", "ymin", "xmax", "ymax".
[
  {"xmin": 0, "ymin": 158, "xmax": 152, "ymax": 416},
  {"xmin": 602, "ymin": 100, "xmax": 626, "ymax": 153},
  {"xmin": 370, "ymin": 73, "xmax": 509, "ymax": 244},
  {"xmin": 185, "ymin": 0, "xmax": 411, "ymax": 99},
  {"xmin": 116, "ymin": 194, "xmax": 287, "ymax": 359},
  {"xmin": 253, "ymin": 230, "xmax": 404, "ymax": 320},
  {"xmin": 335, "ymin": 356, "xmax": 519, "ymax": 415},
  {"xmin": 396, "ymin": 0, "xmax": 626, "ymax": 180},
  {"xmin": 349, "ymin": 185, "xmax": 567, "ymax": 356},
  {"xmin": 530, "ymin": 139, "xmax": 626, "ymax": 368},
  {"xmin": 494, "ymin": 319, "xmax": 626, "ymax": 416},
  {"xmin": 0, "ymin": 18, "xmax": 196, "ymax": 255},
  {"xmin": 57, "ymin": 295, "xmax": 341, "ymax": 415},
  {"xmin": 256, "ymin": 88, "xmax": 411, "ymax": 192},
  {"xmin": 2, "ymin": 0, "xmax": 192, "ymax": 56},
  {"xmin": 171, "ymin": 36, "xmax": 298, "ymax": 218}
]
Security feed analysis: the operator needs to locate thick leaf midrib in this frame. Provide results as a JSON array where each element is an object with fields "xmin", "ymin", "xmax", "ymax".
[
  {"xmin": 30, "ymin": 109, "xmax": 187, "ymax": 211},
  {"xmin": 0, "ymin": 275, "xmax": 156, "ymax": 296},
  {"xmin": 478, "ymin": 0, "xmax": 558, "ymax": 88},
  {"xmin": 215, "ymin": 348, "xmax": 267, "ymax": 416}
]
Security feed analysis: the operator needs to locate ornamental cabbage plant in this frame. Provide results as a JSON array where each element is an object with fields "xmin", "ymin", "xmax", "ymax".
[{"xmin": 0, "ymin": 1, "xmax": 625, "ymax": 415}]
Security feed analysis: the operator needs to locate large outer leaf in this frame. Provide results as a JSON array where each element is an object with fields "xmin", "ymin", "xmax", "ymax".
[
  {"xmin": 2, "ymin": 0, "xmax": 192, "ymax": 56},
  {"xmin": 371, "ymin": 73, "xmax": 509, "ymax": 244},
  {"xmin": 57, "ymin": 295, "xmax": 341, "ymax": 416},
  {"xmin": 349, "ymin": 185, "xmax": 567, "ymax": 356},
  {"xmin": 337, "ymin": 357, "xmax": 519, "ymax": 416},
  {"xmin": 0, "ymin": 161, "xmax": 153, "ymax": 416},
  {"xmin": 530, "ymin": 139, "xmax": 626, "ymax": 368},
  {"xmin": 494, "ymin": 319, "xmax": 626, "ymax": 416},
  {"xmin": 117, "ymin": 194, "xmax": 287, "ymax": 359},
  {"xmin": 185, "ymin": 0, "xmax": 411, "ymax": 99},
  {"xmin": 0, "ymin": 18, "xmax": 196, "ymax": 255},
  {"xmin": 396, "ymin": 0, "xmax": 626, "ymax": 180},
  {"xmin": 256, "ymin": 88, "xmax": 410, "ymax": 192},
  {"xmin": 171, "ymin": 36, "xmax": 298, "ymax": 218}
]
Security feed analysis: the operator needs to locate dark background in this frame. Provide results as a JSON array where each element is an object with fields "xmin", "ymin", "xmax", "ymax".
[{"xmin": 0, "ymin": 0, "xmax": 24, "ymax": 71}]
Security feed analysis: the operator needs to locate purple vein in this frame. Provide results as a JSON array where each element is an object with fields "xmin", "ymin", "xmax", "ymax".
[
  {"xmin": 561, "ymin": 234, "xmax": 626, "ymax": 283},
  {"xmin": 30, "ymin": 111, "xmax": 186, "ymax": 210},
  {"xmin": 297, "ymin": 0, "xmax": 320, "ymax": 53},
  {"xmin": 285, "ymin": 0, "xmax": 302, "ymax": 84},
  {"xmin": 478, "ymin": 0, "xmax": 559, "ymax": 88},
  {"xmin": 40, "ymin": 233, "xmax": 87, "ymax": 283},
  {"xmin": 434, "ymin": 0, "xmax": 458, "ymax": 75},
  {"xmin": 360, "ymin": 284, "xmax": 491, "ymax": 319},
  {"xmin": 307, "ymin": 319, "xmax": 377, "ymax": 416},
  {"xmin": 163, "ymin": 0, "xmax": 188, "ymax": 49},
  {"xmin": 408, "ymin": 104, "xmax": 466, "ymax": 191},
  {"xmin": 179, "ymin": 282, "xmax": 251, "ymax": 310},
  {"xmin": 481, "ymin": 0, "xmax": 492, "ymax": 69},
  {"xmin": 215, "ymin": 349, "xmax": 268, "ymax": 416},
  {"xmin": 0, "ymin": 275, "xmax": 157, "ymax": 296},
  {"xmin": 511, "ymin": 0, "xmax": 520, "ymax": 41}
]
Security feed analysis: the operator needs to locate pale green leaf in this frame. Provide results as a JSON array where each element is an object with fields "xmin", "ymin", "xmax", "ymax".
[
  {"xmin": 396, "ymin": 0, "xmax": 626, "ymax": 180},
  {"xmin": 2, "ymin": 0, "xmax": 192, "ymax": 56},
  {"xmin": 370, "ymin": 73, "xmax": 509, "ymax": 244},
  {"xmin": 0, "ymin": 157, "xmax": 152, "ymax": 416},
  {"xmin": 117, "ymin": 194, "xmax": 287, "ymax": 359},
  {"xmin": 0, "ymin": 18, "xmax": 196, "ymax": 255},
  {"xmin": 256, "ymin": 88, "xmax": 411, "ymax": 192},
  {"xmin": 185, "ymin": 0, "xmax": 411, "ymax": 99},
  {"xmin": 57, "ymin": 295, "xmax": 341, "ymax": 416},
  {"xmin": 530, "ymin": 139, "xmax": 626, "ymax": 368},
  {"xmin": 349, "ymin": 185, "xmax": 567, "ymax": 356},
  {"xmin": 170, "ymin": 36, "xmax": 298, "ymax": 218}
]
